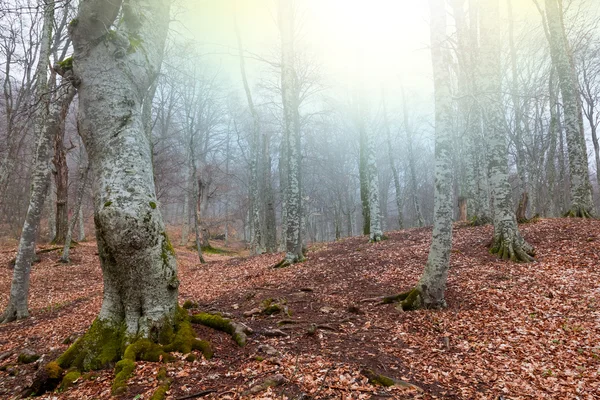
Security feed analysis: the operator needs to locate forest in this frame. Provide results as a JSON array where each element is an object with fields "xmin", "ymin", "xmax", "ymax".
[{"xmin": 0, "ymin": 0, "xmax": 599, "ymax": 398}]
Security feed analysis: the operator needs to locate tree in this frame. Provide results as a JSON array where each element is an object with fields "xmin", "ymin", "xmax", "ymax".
[
  {"xmin": 56, "ymin": 0, "xmax": 186, "ymax": 370},
  {"xmin": 280, "ymin": 0, "xmax": 304, "ymax": 264},
  {"xmin": 0, "ymin": 1, "xmax": 78, "ymax": 323},
  {"xmin": 235, "ymin": 17, "xmax": 264, "ymax": 254},
  {"xmin": 387, "ymin": 0, "xmax": 455, "ymax": 310},
  {"xmin": 543, "ymin": 0, "xmax": 594, "ymax": 217},
  {"xmin": 481, "ymin": 0, "xmax": 535, "ymax": 262}
]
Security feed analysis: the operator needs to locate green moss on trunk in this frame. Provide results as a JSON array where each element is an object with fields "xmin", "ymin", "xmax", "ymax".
[{"xmin": 57, "ymin": 319, "xmax": 125, "ymax": 371}]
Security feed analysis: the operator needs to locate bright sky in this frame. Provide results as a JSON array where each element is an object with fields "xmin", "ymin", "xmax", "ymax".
[{"xmin": 176, "ymin": 0, "xmax": 433, "ymax": 100}]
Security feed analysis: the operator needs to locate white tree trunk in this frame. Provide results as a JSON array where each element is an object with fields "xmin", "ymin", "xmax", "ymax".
[
  {"xmin": 0, "ymin": 1, "xmax": 56, "ymax": 323},
  {"xmin": 235, "ymin": 20, "xmax": 264, "ymax": 254},
  {"xmin": 67, "ymin": 0, "xmax": 177, "ymax": 340},
  {"xmin": 480, "ymin": 0, "xmax": 534, "ymax": 262},
  {"xmin": 280, "ymin": 0, "xmax": 303, "ymax": 263},
  {"xmin": 544, "ymin": 0, "xmax": 594, "ymax": 217},
  {"xmin": 366, "ymin": 128, "xmax": 382, "ymax": 241},
  {"xmin": 398, "ymin": 0, "xmax": 455, "ymax": 310}
]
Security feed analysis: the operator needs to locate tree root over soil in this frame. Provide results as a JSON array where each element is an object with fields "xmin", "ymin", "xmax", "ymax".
[
  {"xmin": 190, "ymin": 312, "xmax": 250, "ymax": 347},
  {"xmin": 29, "ymin": 307, "xmax": 213, "ymax": 396},
  {"xmin": 564, "ymin": 206, "xmax": 594, "ymax": 219},
  {"xmin": 489, "ymin": 223, "xmax": 535, "ymax": 263},
  {"xmin": 381, "ymin": 287, "xmax": 423, "ymax": 311}
]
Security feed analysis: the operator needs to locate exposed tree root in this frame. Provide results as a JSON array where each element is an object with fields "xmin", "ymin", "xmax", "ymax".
[
  {"xmin": 489, "ymin": 224, "xmax": 535, "ymax": 263},
  {"xmin": 360, "ymin": 368, "xmax": 422, "ymax": 391},
  {"xmin": 381, "ymin": 287, "xmax": 423, "ymax": 311},
  {"xmin": 564, "ymin": 206, "xmax": 594, "ymax": 219},
  {"xmin": 469, "ymin": 215, "xmax": 492, "ymax": 226},
  {"xmin": 191, "ymin": 312, "xmax": 250, "ymax": 347},
  {"xmin": 272, "ymin": 258, "xmax": 291, "ymax": 269},
  {"xmin": 150, "ymin": 367, "xmax": 171, "ymax": 400},
  {"xmin": 52, "ymin": 307, "xmax": 212, "ymax": 396}
]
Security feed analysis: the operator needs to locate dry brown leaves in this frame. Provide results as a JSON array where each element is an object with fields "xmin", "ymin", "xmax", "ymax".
[{"xmin": 0, "ymin": 218, "xmax": 598, "ymax": 399}]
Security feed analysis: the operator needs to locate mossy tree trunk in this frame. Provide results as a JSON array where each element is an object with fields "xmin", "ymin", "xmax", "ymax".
[
  {"xmin": 63, "ymin": 0, "xmax": 177, "ymax": 347},
  {"xmin": 401, "ymin": 0, "xmax": 455, "ymax": 310},
  {"xmin": 544, "ymin": 0, "xmax": 594, "ymax": 217},
  {"xmin": 480, "ymin": 0, "xmax": 534, "ymax": 262}
]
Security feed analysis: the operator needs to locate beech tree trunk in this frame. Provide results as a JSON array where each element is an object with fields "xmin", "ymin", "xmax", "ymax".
[
  {"xmin": 0, "ymin": 1, "xmax": 57, "ymax": 323},
  {"xmin": 280, "ymin": 0, "xmax": 303, "ymax": 263},
  {"xmin": 359, "ymin": 124, "xmax": 371, "ymax": 235},
  {"xmin": 544, "ymin": 0, "xmax": 594, "ymax": 217},
  {"xmin": 366, "ymin": 127, "xmax": 382, "ymax": 242},
  {"xmin": 66, "ymin": 0, "xmax": 177, "ymax": 340},
  {"xmin": 61, "ymin": 164, "xmax": 90, "ymax": 263},
  {"xmin": 236, "ymin": 20, "xmax": 264, "ymax": 254},
  {"xmin": 399, "ymin": 0, "xmax": 455, "ymax": 310},
  {"xmin": 52, "ymin": 119, "xmax": 69, "ymax": 244},
  {"xmin": 382, "ymin": 92, "xmax": 404, "ymax": 229},
  {"xmin": 401, "ymin": 87, "xmax": 424, "ymax": 227},
  {"xmin": 480, "ymin": 0, "xmax": 534, "ymax": 262}
]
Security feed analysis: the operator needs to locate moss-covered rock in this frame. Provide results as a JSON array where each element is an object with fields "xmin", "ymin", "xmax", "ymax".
[{"xmin": 17, "ymin": 349, "xmax": 40, "ymax": 364}]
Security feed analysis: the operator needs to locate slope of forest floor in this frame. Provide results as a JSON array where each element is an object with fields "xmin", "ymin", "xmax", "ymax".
[{"xmin": 0, "ymin": 218, "xmax": 599, "ymax": 399}]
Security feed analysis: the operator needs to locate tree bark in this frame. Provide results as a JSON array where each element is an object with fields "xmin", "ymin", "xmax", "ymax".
[
  {"xmin": 52, "ymin": 113, "xmax": 69, "ymax": 244},
  {"xmin": 401, "ymin": 87, "xmax": 424, "ymax": 227},
  {"xmin": 399, "ymin": 0, "xmax": 455, "ymax": 310},
  {"xmin": 280, "ymin": 0, "xmax": 304, "ymax": 263},
  {"xmin": 0, "ymin": 1, "xmax": 57, "ymax": 323},
  {"xmin": 480, "ymin": 0, "xmax": 534, "ymax": 262},
  {"xmin": 235, "ymin": 19, "xmax": 264, "ymax": 254},
  {"xmin": 61, "ymin": 0, "xmax": 177, "ymax": 345},
  {"xmin": 366, "ymin": 128, "xmax": 382, "ymax": 242},
  {"xmin": 382, "ymin": 91, "xmax": 404, "ymax": 229},
  {"xmin": 61, "ymin": 164, "xmax": 90, "ymax": 263},
  {"xmin": 544, "ymin": 0, "xmax": 594, "ymax": 217}
]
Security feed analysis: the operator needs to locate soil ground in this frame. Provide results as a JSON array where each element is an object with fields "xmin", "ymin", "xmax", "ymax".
[{"xmin": 0, "ymin": 218, "xmax": 598, "ymax": 399}]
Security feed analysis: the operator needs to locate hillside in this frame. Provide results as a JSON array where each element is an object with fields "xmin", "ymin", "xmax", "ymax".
[{"xmin": 0, "ymin": 218, "xmax": 598, "ymax": 399}]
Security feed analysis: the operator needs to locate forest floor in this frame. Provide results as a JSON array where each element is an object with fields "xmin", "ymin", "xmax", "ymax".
[{"xmin": 0, "ymin": 218, "xmax": 599, "ymax": 399}]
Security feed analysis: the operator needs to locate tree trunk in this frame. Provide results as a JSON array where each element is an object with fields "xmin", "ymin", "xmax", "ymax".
[
  {"xmin": 235, "ymin": 20, "xmax": 264, "ymax": 254},
  {"xmin": 458, "ymin": 197, "xmax": 467, "ymax": 222},
  {"xmin": 262, "ymin": 133, "xmax": 278, "ymax": 252},
  {"xmin": 507, "ymin": 0, "xmax": 529, "ymax": 210},
  {"xmin": 367, "ymin": 128, "xmax": 382, "ymax": 242},
  {"xmin": 61, "ymin": 164, "xmax": 90, "ymax": 263},
  {"xmin": 382, "ymin": 91, "xmax": 404, "ymax": 229},
  {"xmin": 179, "ymin": 152, "xmax": 191, "ymax": 246},
  {"xmin": 516, "ymin": 192, "xmax": 529, "ymax": 223},
  {"xmin": 52, "ymin": 118, "xmax": 69, "ymax": 244},
  {"xmin": 0, "ymin": 1, "xmax": 57, "ymax": 323},
  {"xmin": 280, "ymin": 0, "xmax": 303, "ymax": 264},
  {"xmin": 359, "ymin": 123, "xmax": 371, "ymax": 235},
  {"xmin": 77, "ymin": 207, "xmax": 86, "ymax": 241},
  {"xmin": 401, "ymin": 87, "xmax": 424, "ymax": 227},
  {"xmin": 545, "ymin": 0, "xmax": 594, "ymax": 217},
  {"xmin": 399, "ymin": 0, "xmax": 455, "ymax": 310},
  {"xmin": 480, "ymin": 0, "xmax": 534, "ymax": 262},
  {"xmin": 57, "ymin": 0, "xmax": 178, "ymax": 358}
]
